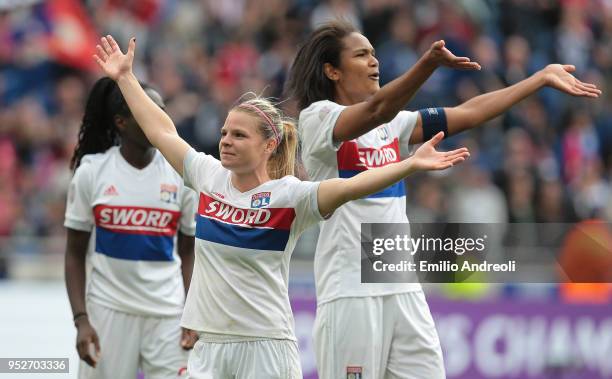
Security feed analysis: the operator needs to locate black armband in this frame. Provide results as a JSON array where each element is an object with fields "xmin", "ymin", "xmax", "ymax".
[{"xmin": 418, "ymin": 107, "xmax": 448, "ymax": 141}]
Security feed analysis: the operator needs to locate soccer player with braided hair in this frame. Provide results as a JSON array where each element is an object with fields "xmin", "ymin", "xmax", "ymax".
[{"xmin": 65, "ymin": 77, "xmax": 198, "ymax": 379}]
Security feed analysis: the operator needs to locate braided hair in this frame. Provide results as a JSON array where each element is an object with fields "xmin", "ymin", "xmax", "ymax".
[{"xmin": 70, "ymin": 77, "xmax": 133, "ymax": 170}]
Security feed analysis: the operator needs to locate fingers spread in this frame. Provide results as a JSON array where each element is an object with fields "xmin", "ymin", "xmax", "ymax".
[
  {"xmin": 93, "ymin": 55, "xmax": 104, "ymax": 68},
  {"xmin": 100, "ymin": 37, "xmax": 113, "ymax": 54},
  {"xmin": 577, "ymin": 83, "xmax": 601, "ymax": 95},
  {"xmin": 445, "ymin": 148, "xmax": 469, "ymax": 158},
  {"xmin": 579, "ymin": 81, "xmax": 598, "ymax": 89},
  {"xmin": 427, "ymin": 131, "xmax": 445, "ymax": 147},
  {"xmin": 107, "ymin": 35, "xmax": 120, "ymax": 52},
  {"xmin": 128, "ymin": 37, "xmax": 136, "ymax": 55},
  {"xmin": 95, "ymin": 45, "xmax": 108, "ymax": 60}
]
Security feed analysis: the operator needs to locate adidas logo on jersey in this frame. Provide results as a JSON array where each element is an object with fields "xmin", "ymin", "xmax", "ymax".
[{"xmin": 103, "ymin": 185, "xmax": 119, "ymax": 196}]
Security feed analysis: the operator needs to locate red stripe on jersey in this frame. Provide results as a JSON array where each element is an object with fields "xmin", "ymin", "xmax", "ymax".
[
  {"xmin": 337, "ymin": 138, "xmax": 401, "ymax": 171},
  {"xmin": 93, "ymin": 205, "xmax": 180, "ymax": 236},
  {"xmin": 198, "ymin": 193, "xmax": 295, "ymax": 230}
]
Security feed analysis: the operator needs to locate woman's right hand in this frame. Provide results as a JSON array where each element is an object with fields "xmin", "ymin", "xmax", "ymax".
[
  {"xmin": 75, "ymin": 319, "xmax": 100, "ymax": 367},
  {"xmin": 94, "ymin": 35, "xmax": 135, "ymax": 81},
  {"xmin": 426, "ymin": 40, "xmax": 481, "ymax": 71}
]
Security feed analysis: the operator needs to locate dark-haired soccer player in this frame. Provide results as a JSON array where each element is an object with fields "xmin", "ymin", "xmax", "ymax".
[
  {"xmin": 64, "ymin": 77, "xmax": 198, "ymax": 379},
  {"xmin": 287, "ymin": 21, "xmax": 601, "ymax": 379}
]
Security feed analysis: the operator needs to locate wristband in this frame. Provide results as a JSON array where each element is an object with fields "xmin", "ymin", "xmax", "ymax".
[
  {"xmin": 73, "ymin": 312, "xmax": 88, "ymax": 324},
  {"xmin": 419, "ymin": 107, "xmax": 448, "ymax": 141}
]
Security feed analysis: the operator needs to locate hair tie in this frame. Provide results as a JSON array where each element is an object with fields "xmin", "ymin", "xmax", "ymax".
[{"xmin": 239, "ymin": 103, "xmax": 282, "ymax": 145}]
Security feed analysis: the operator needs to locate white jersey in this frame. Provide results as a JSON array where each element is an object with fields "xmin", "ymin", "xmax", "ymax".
[
  {"xmin": 299, "ymin": 100, "xmax": 422, "ymax": 304},
  {"xmin": 180, "ymin": 149, "xmax": 323, "ymax": 341},
  {"xmin": 64, "ymin": 146, "xmax": 197, "ymax": 316}
]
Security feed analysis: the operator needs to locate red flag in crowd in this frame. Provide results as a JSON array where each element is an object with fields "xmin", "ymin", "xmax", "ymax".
[{"xmin": 45, "ymin": 0, "xmax": 99, "ymax": 71}]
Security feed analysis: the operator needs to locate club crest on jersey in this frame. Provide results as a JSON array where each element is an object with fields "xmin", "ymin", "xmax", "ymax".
[
  {"xmin": 160, "ymin": 184, "xmax": 178, "ymax": 204},
  {"xmin": 347, "ymin": 366, "xmax": 362, "ymax": 379},
  {"xmin": 377, "ymin": 126, "xmax": 389, "ymax": 141},
  {"xmin": 251, "ymin": 192, "xmax": 271, "ymax": 208}
]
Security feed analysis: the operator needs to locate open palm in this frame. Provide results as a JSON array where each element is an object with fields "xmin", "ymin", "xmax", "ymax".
[
  {"xmin": 541, "ymin": 64, "xmax": 601, "ymax": 98},
  {"xmin": 411, "ymin": 132, "xmax": 470, "ymax": 171},
  {"xmin": 93, "ymin": 35, "xmax": 135, "ymax": 81}
]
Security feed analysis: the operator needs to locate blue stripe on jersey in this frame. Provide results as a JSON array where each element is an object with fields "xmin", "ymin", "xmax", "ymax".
[
  {"xmin": 95, "ymin": 226, "xmax": 175, "ymax": 261},
  {"xmin": 195, "ymin": 214, "xmax": 290, "ymax": 251},
  {"xmin": 339, "ymin": 169, "xmax": 406, "ymax": 198}
]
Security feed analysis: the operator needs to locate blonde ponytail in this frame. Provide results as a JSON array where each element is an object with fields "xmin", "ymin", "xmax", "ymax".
[{"xmin": 267, "ymin": 120, "xmax": 297, "ymax": 179}]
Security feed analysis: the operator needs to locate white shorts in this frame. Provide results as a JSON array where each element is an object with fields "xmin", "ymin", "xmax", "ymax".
[
  {"xmin": 313, "ymin": 292, "xmax": 445, "ymax": 379},
  {"xmin": 78, "ymin": 301, "xmax": 188, "ymax": 379},
  {"xmin": 187, "ymin": 338, "xmax": 302, "ymax": 379}
]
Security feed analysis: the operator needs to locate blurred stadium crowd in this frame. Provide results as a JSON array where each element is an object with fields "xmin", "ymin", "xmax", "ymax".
[{"xmin": 0, "ymin": 0, "xmax": 610, "ymax": 278}]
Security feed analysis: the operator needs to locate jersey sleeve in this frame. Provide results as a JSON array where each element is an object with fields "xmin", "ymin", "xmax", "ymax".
[
  {"xmin": 299, "ymin": 100, "xmax": 346, "ymax": 158},
  {"xmin": 394, "ymin": 110, "xmax": 419, "ymax": 157},
  {"xmin": 178, "ymin": 186, "xmax": 197, "ymax": 236},
  {"xmin": 64, "ymin": 163, "xmax": 95, "ymax": 232},
  {"xmin": 183, "ymin": 148, "xmax": 223, "ymax": 193},
  {"xmin": 290, "ymin": 179, "xmax": 325, "ymax": 236}
]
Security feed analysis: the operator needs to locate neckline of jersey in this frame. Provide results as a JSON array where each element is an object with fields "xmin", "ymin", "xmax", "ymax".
[
  {"xmin": 227, "ymin": 174, "xmax": 279, "ymax": 197},
  {"xmin": 115, "ymin": 147, "xmax": 158, "ymax": 175}
]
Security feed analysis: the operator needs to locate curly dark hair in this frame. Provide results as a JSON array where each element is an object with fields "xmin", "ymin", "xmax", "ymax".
[{"xmin": 70, "ymin": 77, "xmax": 133, "ymax": 170}]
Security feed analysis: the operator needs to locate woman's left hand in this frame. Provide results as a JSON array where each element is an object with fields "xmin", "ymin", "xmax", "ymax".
[{"xmin": 539, "ymin": 64, "xmax": 601, "ymax": 98}]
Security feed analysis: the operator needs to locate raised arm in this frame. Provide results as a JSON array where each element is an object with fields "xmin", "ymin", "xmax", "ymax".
[
  {"xmin": 334, "ymin": 40, "xmax": 481, "ymax": 142},
  {"xmin": 317, "ymin": 132, "xmax": 469, "ymax": 216},
  {"xmin": 409, "ymin": 64, "xmax": 602, "ymax": 144},
  {"xmin": 94, "ymin": 35, "xmax": 191, "ymax": 175}
]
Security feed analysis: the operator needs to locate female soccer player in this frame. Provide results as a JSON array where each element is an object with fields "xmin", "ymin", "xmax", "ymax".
[
  {"xmin": 286, "ymin": 21, "xmax": 601, "ymax": 378},
  {"xmin": 64, "ymin": 77, "xmax": 198, "ymax": 379},
  {"xmin": 93, "ymin": 35, "xmax": 470, "ymax": 378}
]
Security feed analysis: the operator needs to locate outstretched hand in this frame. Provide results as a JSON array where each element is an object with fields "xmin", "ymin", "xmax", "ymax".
[
  {"xmin": 540, "ymin": 64, "xmax": 601, "ymax": 98},
  {"xmin": 427, "ymin": 40, "xmax": 481, "ymax": 71},
  {"xmin": 411, "ymin": 132, "xmax": 470, "ymax": 171},
  {"xmin": 93, "ymin": 35, "xmax": 135, "ymax": 81}
]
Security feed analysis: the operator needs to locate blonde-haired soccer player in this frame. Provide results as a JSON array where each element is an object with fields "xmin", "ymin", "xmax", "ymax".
[{"xmin": 93, "ymin": 34, "xmax": 470, "ymax": 378}]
